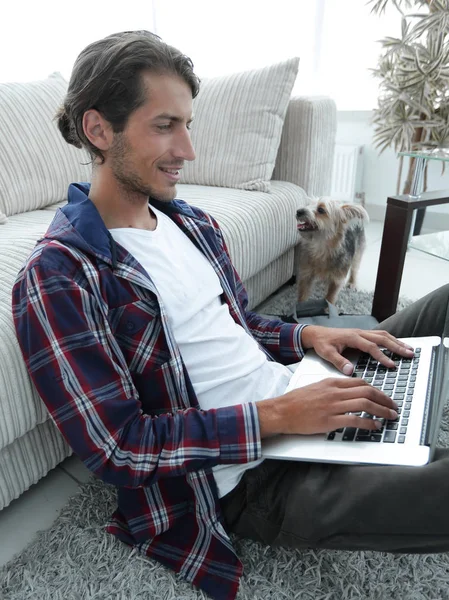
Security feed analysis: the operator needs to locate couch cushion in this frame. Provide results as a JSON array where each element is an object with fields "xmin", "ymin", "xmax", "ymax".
[
  {"xmin": 0, "ymin": 419, "xmax": 71, "ymax": 511},
  {"xmin": 180, "ymin": 58, "xmax": 299, "ymax": 192},
  {"xmin": 0, "ymin": 203, "xmax": 63, "ymax": 451},
  {"xmin": 176, "ymin": 181, "xmax": 307, "ymax": 281},
  {"xmin": 0, "ymin": 73, "xmax": 91, "ymax": 217}
]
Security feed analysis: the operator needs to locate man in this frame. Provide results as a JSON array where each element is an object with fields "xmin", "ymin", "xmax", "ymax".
[{"xmin": 12, "ymin": 30, "xmax": 449, "ymax": 600}]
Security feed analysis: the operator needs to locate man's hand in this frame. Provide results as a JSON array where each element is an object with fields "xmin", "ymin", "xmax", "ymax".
[
  {"xmin": 257, "ymin": 377, "xmax": 398, "ymax": 439},
  {"xmin": 301, "ymin": 325, "xmax": 415, "ymax": 375}
]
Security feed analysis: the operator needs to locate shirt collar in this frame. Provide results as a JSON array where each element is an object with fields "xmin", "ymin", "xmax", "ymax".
[{"xmin": 43, "ymin": 182, "xmax": 195, "ymax": 268}]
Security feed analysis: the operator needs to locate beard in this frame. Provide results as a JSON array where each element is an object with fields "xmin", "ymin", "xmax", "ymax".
[{"xmin": 108, "ymin": 133, "xmax": 176, "ymax": 203}]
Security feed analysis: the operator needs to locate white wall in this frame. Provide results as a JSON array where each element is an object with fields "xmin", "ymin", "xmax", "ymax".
[
  {"xmin": 0, "ymin": 1, "xmax": 156, "ymax": 84},
  {"xmin": 337, "ymin": 111, "xmax": 449, "ymax": 229}
]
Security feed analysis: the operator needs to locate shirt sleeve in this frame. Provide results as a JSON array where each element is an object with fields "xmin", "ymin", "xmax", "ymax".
[
  {"xmin": 12, "ymin": 256, "xmax": 261, "ymax": 489},
  {"xmin": 244, "ymin": 309, "xmax": 308, "ymax": 364},
  {"xmin": 238, "ymin": 282, "xmax": 308, "ymax": 363}
]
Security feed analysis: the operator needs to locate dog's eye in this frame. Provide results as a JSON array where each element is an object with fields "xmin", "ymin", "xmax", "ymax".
[{"xmin": 317, "ymin": 207, "xmax": 326, "ymax": 214}]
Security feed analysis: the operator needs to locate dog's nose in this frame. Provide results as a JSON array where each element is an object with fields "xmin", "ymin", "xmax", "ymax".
[{"xmin": 296, "ymin": 209, "xmax": 305, "ymax": 218}]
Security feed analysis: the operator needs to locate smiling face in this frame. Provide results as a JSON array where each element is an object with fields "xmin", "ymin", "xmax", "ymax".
[
  {"xmin": 106, "ymin": 71, "xmax": 195, "ymax": 202},
  {"xmin": 296, "ymin": 200, "xmax": 327, "ymax": 233},
  {"xmin": 296, "ymin": 197, "xmax": 343, "ymax": 235}
]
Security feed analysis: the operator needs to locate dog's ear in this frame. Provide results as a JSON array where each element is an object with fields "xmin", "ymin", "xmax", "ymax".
[{"xmin": 340, "ymin": 204, "xmax": 370, "ymax": 225}]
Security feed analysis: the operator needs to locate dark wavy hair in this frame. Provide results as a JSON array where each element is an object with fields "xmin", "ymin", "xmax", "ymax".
[{"xmin": 55, "ymin": 30, "xmax": 200, "ymax": 164}]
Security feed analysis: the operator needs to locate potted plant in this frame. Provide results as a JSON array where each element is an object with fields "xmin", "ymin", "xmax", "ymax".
[{"xmin": 369, "ymin": 0, "xmax": 449, "ymax": 195}]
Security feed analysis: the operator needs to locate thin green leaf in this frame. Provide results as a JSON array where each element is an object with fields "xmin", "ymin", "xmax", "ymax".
[{"xmin": 370, "ymin": 0, "xmax": 449, "ymax": 158}]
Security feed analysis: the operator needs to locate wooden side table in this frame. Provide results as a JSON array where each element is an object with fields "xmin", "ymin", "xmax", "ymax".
[{"xmin": 371, "ymin": 189, "xmax": 449, "ymax": 323}]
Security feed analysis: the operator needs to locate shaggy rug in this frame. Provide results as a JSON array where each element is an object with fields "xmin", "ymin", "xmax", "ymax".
[
  {"xmin": 255, "ymin": 280, "xmax": 414, "ymax": 319},
  {"xmin": 3, "ymin": 285, "xmax": 449, "ymax": 600}
]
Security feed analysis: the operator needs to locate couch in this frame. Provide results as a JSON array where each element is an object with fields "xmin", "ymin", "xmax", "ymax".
[{"xmin": 0, "ymin": 61, "xmax": 337, "ymax": 510}]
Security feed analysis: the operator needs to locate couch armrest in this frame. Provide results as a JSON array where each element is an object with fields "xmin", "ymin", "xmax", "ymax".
[{"xmin": 272, "ymin": 96, "xmax": 337, "ymax": 197}]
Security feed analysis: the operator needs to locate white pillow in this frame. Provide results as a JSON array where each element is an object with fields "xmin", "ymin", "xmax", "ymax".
[
  {"xmin": 181, "ymin": 57, "xmax": 299, "ymax": 192},
  {"xmin": 0, "ymin": 73, "xmax": 92, "ymax": 217}
]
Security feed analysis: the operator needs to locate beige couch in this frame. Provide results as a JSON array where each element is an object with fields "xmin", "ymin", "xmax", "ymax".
[{"xmin": 0, "ymin": 65, "xmax": 336, "ymax": 510}]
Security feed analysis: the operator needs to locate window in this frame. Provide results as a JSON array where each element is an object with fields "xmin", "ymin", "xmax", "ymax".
[
  {"xmin": 153, "ymin": 0, "xmax": 401, "ymax": 110},
  {"xmin": 1, "ymin": 0, "xmax": 401, "ymax": 110},
  {"xmin": 316, "ymin": 0, "xmax": 401, "ymax": 110}
]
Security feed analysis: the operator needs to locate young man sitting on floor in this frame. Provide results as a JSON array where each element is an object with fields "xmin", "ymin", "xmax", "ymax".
[{"xmin": 12, "ymin": 30, "xmax": 449, "ymax": 600}]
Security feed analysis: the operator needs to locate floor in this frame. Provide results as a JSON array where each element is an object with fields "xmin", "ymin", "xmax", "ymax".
[{"xmin": 1, "ymin": 219, "xmax": 449, "ymax": 570}]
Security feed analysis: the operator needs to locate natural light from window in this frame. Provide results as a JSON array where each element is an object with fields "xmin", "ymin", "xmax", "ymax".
[{"xmin": 1, "ymin": 0, "xmax": 401, "ymax": 111}]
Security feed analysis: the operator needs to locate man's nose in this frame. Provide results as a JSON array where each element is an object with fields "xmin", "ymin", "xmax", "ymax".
[{"xmin": 174, "ymin": 128, "xmax": 196, "ymax": 162}]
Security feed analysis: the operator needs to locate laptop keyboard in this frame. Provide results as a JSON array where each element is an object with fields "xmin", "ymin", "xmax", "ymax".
[{"xmin": 326, "ymin": 348, "xmax": 421, "ymax": 444}]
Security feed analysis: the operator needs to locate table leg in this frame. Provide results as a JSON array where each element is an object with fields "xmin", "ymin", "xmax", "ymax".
[
  {"xmin": 413, "ymin": 207, "xmax": 426, "ymax": 235},
  {"xmin": 372, "ymin": 202, "xmax": 414, "ymax": 322},
  {"xmin": 408, "ymin": 156, "xmax": 426, "ymax": 240}
]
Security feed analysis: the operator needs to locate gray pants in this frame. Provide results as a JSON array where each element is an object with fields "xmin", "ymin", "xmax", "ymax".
[{"xmin": 221, "ymin": 285, "xmax": 449, "ymax": 554}]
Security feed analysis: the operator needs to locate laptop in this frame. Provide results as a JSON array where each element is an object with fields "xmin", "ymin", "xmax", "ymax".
[{"xmin": 262, "ymin": 336, "xmax": 449, "ymax": 467}]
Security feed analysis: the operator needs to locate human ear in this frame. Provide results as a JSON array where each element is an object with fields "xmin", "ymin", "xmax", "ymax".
[{"xmin": 82, "ymin": 109, "xmax": 113, "ymax": 152}]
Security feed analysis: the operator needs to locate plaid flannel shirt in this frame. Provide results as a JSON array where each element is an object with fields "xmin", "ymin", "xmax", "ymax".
[{"xmin": 12, "ymin": 183, "xmax": 306, "ymax": 599}]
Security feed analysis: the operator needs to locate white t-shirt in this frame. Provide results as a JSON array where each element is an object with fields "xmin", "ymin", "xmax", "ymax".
[{"xmin": 109, "ymin": 204, "xmax": 292, "ymax": 497}]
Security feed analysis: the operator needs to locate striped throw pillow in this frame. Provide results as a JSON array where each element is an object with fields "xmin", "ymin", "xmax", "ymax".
[
  {"xmin": 180, "ymin": 58, "xmax": 299, "ymax": 192},
  {"xmin": 0, "ymin": 73, "xmax": 91, "ymax": 217}
]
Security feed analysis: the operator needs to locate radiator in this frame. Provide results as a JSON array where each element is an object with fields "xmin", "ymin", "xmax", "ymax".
[{"xmin": 330, "ymin": 144, "xmax": 365, "ymax": 204}]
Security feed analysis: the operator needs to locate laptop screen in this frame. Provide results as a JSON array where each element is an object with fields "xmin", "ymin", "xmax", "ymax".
[{"xmin": 427, "ymin": 338, "xmax": 449, "ymax": 454}]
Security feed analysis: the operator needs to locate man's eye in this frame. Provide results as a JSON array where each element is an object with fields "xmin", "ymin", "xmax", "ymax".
[{"xmin": 157, "ymin": 124, "xmax": 171, "ymax": 131}]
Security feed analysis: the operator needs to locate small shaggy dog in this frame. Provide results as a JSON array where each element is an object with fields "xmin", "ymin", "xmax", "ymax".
[{"xmin": 295, "ymin": 196, "xmax": 369, "ymax": 304}]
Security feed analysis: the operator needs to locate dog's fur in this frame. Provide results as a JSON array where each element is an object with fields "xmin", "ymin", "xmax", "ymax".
[{"xmin": 295, "ymin": 196, "xmax": 369, "ymax": 304}]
